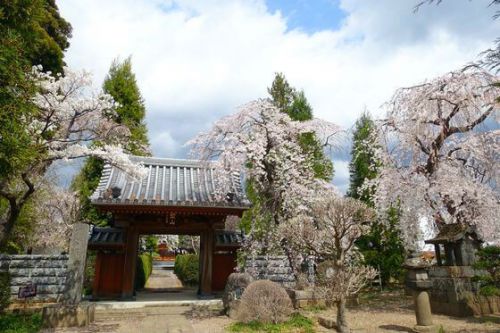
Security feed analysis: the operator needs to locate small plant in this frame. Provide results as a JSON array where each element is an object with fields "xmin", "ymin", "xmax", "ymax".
[
  {"xmin": 236, "ymin": 280, "xmax": 293, "ymax": 324},
  {"xmin": 0, "ymin": 312, "xmax": 42, "ymax": 333},
  {"xmin": 0, "ymin": 272, "xmax": 11, "ymax": 312},
  {"xmin": 83, "ymin": 251, "xmax": 96, "ymax": 296}
]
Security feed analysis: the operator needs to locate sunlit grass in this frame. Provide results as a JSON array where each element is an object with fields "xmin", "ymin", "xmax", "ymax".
[{"xmin": 228, "ymin": 313, "xmax": 315, "ymax": 333}]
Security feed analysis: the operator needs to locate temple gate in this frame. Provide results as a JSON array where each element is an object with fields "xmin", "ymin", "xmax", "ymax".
[{"xmin": 88, "ymin": 157, "xmax": 248, "ymax": 299}]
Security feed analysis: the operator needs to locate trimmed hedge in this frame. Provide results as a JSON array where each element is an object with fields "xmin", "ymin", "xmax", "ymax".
[
  {"xmin": 174, "ymin": 254, "xmax": 199, "ymax": 286},
  {"xmin": 135, "ymin": 253, "xmax": 153, "ymax": 289}
]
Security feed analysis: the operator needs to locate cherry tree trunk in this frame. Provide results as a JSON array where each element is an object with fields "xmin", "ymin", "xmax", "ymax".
[{"xmin": 336, "ymin": 297, "xmax": 349, "ymax": 333}]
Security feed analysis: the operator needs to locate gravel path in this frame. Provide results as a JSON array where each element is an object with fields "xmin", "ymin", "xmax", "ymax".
[{"xmin": 145, "ymin": 266, "xmax": 183, "ymax": 290}]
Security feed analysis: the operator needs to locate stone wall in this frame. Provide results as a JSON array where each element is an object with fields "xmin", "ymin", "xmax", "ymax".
[
  {"xmin": 0, "ymin": 254, "xmax": 69, "ymax": 303},
  {"xmin": 244, "ymin": 256, "xmax": 296, "ymax": 288}
]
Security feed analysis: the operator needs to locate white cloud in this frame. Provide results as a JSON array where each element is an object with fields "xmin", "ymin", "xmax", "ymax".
[
  {"xmin": 332, "ymin": 160, "xmax": 350, "ymax": 194},
  {"xmin": 57, "ymin": 0, "xmax": 499, "ymax": 191}
]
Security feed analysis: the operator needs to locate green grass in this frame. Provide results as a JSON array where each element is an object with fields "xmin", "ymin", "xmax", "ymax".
[
  {"xmin": 228, "ymin": 313, "xmax": 315, "ymax": 333},
  {"xmin": 301, "ymin": 305, "xmax": 326, "ymax": 313},
  {"xmin": 0, "ymin": 312, "xmax": 43, "ymax": 333}
]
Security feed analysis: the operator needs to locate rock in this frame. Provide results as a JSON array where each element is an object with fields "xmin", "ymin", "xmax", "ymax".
[
  {"xmin": 318, "ymin": 315, "xmax": 337, "ymax": 329},
  {"xmin": 42, "ymin": 302, "xmax": 95, "ymax": 328},
  {"xmin": 222, "ymin": 273, "xmax": 253, "ymax": 317}
]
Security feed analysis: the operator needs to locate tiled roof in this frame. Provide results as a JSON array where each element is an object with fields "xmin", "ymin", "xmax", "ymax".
[
  {"xmin": 425, "ymin": 223, "xmax": 481, "ymax": 244},
  {"xmin": 88, "ymin": 227, "xmax": 126, "ymax": 248},
  {"xmin": 91, "ymin": 156, "xmax": 248, "ymax": 209},
  {"xmin": 215, "ymin": 230, "xmax": 244, "ymax": 247}
]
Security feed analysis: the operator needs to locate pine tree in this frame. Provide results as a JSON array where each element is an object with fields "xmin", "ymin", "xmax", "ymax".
[
  {"xmin": 348, "ymin": 112, "xmax": 405, "ymax": 285},
  {"xmin": 268, "ymin": 72, "xmax": 333, "ymax": 180},
  {"xmin": 72, "ymin": 57, "xmax": 150, "ymax": 226}
]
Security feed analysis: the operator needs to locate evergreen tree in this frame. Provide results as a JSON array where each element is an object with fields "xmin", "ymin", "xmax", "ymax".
[
  {"xmin": 1, "ymin": 0, "xmax": 72, "ymax": 183},
  {"xmin": 102, "ymin": 57, "xmax": 150, "ymax": 155},
  {"xmin": 72, "ymin": 57, "xmax": 150, "ymax": 226},
  {"xmin": 267, "ymin": 72, "xmax": 333, "ymax": 180},
  {"xmin": 240, "ymin": 73, "xmax": 334, "ymax": 254},
  {"xmin": 348, "ymin": 112, "xmax": 405, "ymax": 285},
  {"xmin": 347, "ymin": 112, "xmax": 378, "ymax": 202}
]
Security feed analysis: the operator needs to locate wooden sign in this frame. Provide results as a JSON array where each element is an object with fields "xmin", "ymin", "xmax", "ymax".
[{"xmin": 18, "ymin": 283, "xmax": 37, "ymax": 299}]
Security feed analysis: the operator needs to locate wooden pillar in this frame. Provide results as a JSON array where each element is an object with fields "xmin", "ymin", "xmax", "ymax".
[
  {"xmin": 199, "ymin": 228, "xmax": 214, "ymax": 296},
  {"xmin": 122, "ymin": 226, "xmax": 139, "ymax": 299},
  {"xmin": 444, "ymin": 244, "xmax": 455, "ymax": 266},
  {"xmin": 453, "ymin": 243, "xmax": 463, "ymax": 266},
  {"xmin": 434, "ymin": 244, "xmax": 442, "ymax": 266}
]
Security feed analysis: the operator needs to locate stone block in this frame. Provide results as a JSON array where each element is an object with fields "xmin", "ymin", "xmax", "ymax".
[
  {"xmin": 10, "ymin": 276, "xmax": 65, "ymax": 286},
  {"xmin": 8, "ymin": 267, "xmax": 68, "ymax": 277},
  {"xmin": 42, "ymin": 303, "xmax": 95, "ymax": 328},
  {"xmin": 7, "ymin": 259, "xmax": 67, "ymax": 269}
]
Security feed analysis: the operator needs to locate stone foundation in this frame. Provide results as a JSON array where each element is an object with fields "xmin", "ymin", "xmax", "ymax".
[
  {"xmin": 42, "ymin": 302, "xmax": 95, "ymax": 328},
  {"xmin": 428, "ymin": 266, "xmax": 478, "ymax": 317},
  {"xmin": 287, "ymin": 289, "xmax": 325, "ymax": 308}
]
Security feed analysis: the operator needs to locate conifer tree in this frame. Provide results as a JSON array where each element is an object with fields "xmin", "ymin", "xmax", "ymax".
[
  {"xmin": 348, "ymin": 112, "xmax": 405, "ymax": 285},
  {"xmin": 347, "ymin": 112, "xmax": 378, "ymax": 202},
  {"xmin": 268, "ymin": 73, "xmax": 333, "ymax": 180},
  {"xmin": 72, "ymin": 57, "xmax": 150, "ymax": 226}
]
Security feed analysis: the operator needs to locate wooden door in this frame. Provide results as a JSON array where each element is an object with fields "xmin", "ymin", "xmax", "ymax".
[{"xmin": 95, "ymin": 253, "xmax": 125, "ymax": 298}]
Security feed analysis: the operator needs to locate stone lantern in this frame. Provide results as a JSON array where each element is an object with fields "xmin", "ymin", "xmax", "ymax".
[{"xmin": 404, "ymin": 257, "xmax": 436, "ymax": 332}]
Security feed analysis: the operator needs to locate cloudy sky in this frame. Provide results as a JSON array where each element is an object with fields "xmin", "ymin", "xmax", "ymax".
[{"xmin": 58, "ymin": 0, "xmax": 499, "ymax": 192}]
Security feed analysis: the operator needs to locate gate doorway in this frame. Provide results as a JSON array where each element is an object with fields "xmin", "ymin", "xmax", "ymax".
[{"xmin": 136, "ymin": 234, "xmax": 199, "ymax": 302}]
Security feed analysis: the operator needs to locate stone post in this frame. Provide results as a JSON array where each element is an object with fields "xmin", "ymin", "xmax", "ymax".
[
  {"xmin": 65, "ymin": 223, "xmax": 90, "ymax": 305},
  {"xmin": 405, "ymin": 260, "xmax": 436, "ymax": 333},
  {"xmin": 413, "ymin": 289, "xmax": 433, "ymax": 329}
]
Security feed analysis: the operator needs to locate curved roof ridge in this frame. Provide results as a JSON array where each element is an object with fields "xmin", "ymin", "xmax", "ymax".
[{"xmin": 130, "ymin": 156, "xmax": 216, "ymax": 167}]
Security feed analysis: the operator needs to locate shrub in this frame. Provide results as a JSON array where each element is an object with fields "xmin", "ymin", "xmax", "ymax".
[
  {"xmin": 135, "ymin": 253, "xmax": 153, "ymax": 289},
  {"xmin": 236, "ymin": 280, "xmax": 293, "ymax": 324},
  {"xmin": 0, "ymin": 272, "xmax": 11, "ymax": 312},
  {"xmin": 223, "ymin": 273, "xmax": 253, "ymax": 316},
  {"xmin": 473, "ymin": 245, "xmax": 500, "ymax": 296},
  {"xmin": 174, "ymin": 254, "xmax": 199, "ymax": 285},
  {"xmin": 0, "ymin": 313, "xmax": 42, "ymax": 333}
]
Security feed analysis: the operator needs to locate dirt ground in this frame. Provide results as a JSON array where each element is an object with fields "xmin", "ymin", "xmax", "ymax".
[
  {"xmin": 190, "ymin": 289, "xmax": 500, "ymax": 333},
  {"xmin": 41, "ymin": 286, "xmax": 500, "ymax": 333}
]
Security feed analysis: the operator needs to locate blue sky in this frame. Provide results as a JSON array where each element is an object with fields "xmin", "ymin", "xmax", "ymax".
[
  {"xmin": 266, "ymin": 0, "xmax": 346, "ymax": 33},
  {"xmin": 57, "ymin": 0, "xmax": 499, "ymax": 192}
]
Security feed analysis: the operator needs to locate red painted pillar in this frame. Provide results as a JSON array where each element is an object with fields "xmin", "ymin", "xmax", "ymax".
[
  {"xmin": 121, "ymin": 227, "xmax": 139, "ymax": 299},
  {"xmin": 199, "ymin": 228, "xmax": 214, "ymax": 296}
]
